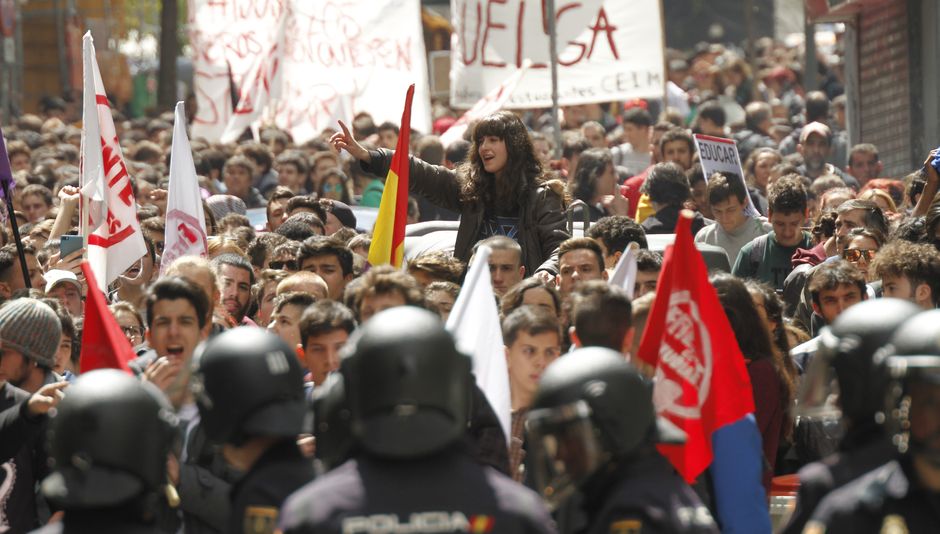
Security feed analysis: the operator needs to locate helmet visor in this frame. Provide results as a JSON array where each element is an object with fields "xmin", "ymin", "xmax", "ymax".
[
  {"xmin": 527, "ymin": 400, "xmax": 605, "ymax": 510},
  {"xmin": 795, "ymin": 329, "xmax": 842, "ymax": 421}
]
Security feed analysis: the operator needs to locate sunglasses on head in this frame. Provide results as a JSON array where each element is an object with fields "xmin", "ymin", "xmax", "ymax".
[{"xmin": 843, "ymin": 249, "xmax": 876, "ymax": 262}]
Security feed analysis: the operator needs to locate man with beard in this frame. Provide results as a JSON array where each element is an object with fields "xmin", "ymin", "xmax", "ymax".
[
  {"xmin": 796, "ymin": 122, "xmax": 858, "ymax": 189},
  {"xmin": 211, "ymin": 253, "xmax": 256, "ymax": 327},
  {"xmin": 0, "ymin": 299, "xmax": 63, "ymax": 394},
  {"xmin": 331, "ymin": 111, "xmax": 569, "ymax": 278}
]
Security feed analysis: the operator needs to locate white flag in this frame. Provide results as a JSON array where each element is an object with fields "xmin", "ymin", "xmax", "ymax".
[
  {"xmin": 219, "ymin": 16, "xmax": 286, "ymax": 144},
  {"xmin": 81, "ymin": 32, "xmax": 147, "ymax": 291},
  {"xmin": 80, "ymin": 32, "xmax": 106, "ymax": 233},
  {"xmin": 162, "ymin": 102, "xmax": 209, "ymax": 274},
  {"xmin": 439, "ymin": 60, "xmax": 532, "ymax": 148},
  {"xmin": 609, "ymin": 242, "xmax": 639, "ymax": 299},
  {"xmin": 445, "ymin": 245, "xmax": 512, "ymax": 446}
]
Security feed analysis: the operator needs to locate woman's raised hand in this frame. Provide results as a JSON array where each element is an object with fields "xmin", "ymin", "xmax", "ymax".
[{"xmin": 330, "ymin": 120, "xmax": 370, "ymax": 162}]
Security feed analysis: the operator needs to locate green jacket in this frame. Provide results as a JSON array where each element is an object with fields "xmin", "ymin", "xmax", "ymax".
[{"xmin": 360, "ymin": 179, "xmax": 384, "ymax": 208}]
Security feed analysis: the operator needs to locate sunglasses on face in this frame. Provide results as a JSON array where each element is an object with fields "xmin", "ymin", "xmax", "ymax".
[
  {"xmin": 843, "ymin": 249, "xmax": 877, "ymax": 262},
  {"xmin": 269, "ymin": 260, "xmax": 299, "ymax": 271}
]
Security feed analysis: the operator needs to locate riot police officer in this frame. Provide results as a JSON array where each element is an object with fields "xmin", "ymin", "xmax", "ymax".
[
  {"xmin": 277, "ymin": 307, "xmax": 555, "ymax": 533},
  {"xmin": 527, "ymin": 347, "xmax": 718, "ymax": 533},
  {"xmin": 192, "ymin": 327, "xmax": 315, "ymax": 534},
  {"xmin": 803, "ymin": 308, "xmax": 940, "ymax": 533},
  {"xmin": 31, "ymin": 369, "xmax": 177, "ymax": 534},
  {"xmin": 783, "ymin": 298, "xmax": 922, "ymax": 533}
]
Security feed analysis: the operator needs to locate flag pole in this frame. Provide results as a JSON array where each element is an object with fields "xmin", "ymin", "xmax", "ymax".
[
  {"xmin": 546, "ymin": 0, "xmax": 563, "ymax": 159},
  {"xmin": 2, "ymin": 180, "xmax": 30, "ymax": 289}
]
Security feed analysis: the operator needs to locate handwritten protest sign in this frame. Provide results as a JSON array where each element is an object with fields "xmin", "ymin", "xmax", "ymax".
[
  {"xmin": 450, "ymin": 0, "xmax": 664, "ymax": 109},
  {"xmin": 189, "ymin": 0, "xmax": 431, "ymax": 144},
  {"xmin": 693, "ymin": 134, "xmax": 760, "ymax": 218}
]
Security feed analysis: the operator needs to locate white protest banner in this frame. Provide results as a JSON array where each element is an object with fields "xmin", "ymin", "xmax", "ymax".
[
  {"xmin": 219, "ymin": 15, "xmax": 286, "ymax": 144},
  {"xmin": 450, "ymin": 0, "xmax": 664, "ymax": 109},
  {"xmin": 189, "ymin": 0, "xmax": 431, "ymax": 144},
  {"xmin": 162, "ymin": 102, "xmax": 209, "ymax": 274},
  {"xmin": 81, "ymin": 32, "xmax": 148, "ymax": 291},
  {"xmin": 693, "ymin": 134, "xmax": 760, "ymax": 218},
  {"xmin": 440, "ymin": 60, "xmax": 531, "ymax": 148}
]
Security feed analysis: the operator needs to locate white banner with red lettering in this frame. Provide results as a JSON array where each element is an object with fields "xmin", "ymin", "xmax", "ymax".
[
  {"xmin": 162, "ymin": 102, "xmax": 208, "ymax": 274},
  {"xmin": 450, "ymin": 0, "xmax": 664, "ymax": 109},
  {"xmin": 81, "ymin": 32, "xmax": 147, "ymax": 291},
  {"xmin": 189, "ymin": 0, "xmax": 431, "ymax": 144}
]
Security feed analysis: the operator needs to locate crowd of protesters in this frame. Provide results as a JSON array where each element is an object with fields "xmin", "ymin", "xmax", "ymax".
[{"xmin": 1, "ymin": 38, "xmax": 940, "ymax": 533}]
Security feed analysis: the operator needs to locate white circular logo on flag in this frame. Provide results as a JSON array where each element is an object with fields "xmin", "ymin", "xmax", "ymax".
[{"xmin": 652, "ymin": 290, "xmax": 713, "ymax": 420}]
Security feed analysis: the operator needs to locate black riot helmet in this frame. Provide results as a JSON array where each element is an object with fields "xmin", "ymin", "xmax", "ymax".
[
  {"xmin": 879, "ymin": 310, "xmax": 940, "ymax": 465},
  {"xmin": 193, "ymin": 327, "xmax": 306, "ymax": 445},
  {"xmin": 41, "ymin": 369, "xmax": 178, "ymax": 509},
  {"xmin": 527, "ymin": 347, "xmax": 684, "ymax": 509},
  {"xmin": 798, "ymin": 298, "xmax": 922, "ymax": 427},
  {"xmin": 311, "ymin": 372, "xmax": 354, "ymax": 470},
  {"xmin": 340, "ymin": 306, "xmax": 471, "ymax": 459}
]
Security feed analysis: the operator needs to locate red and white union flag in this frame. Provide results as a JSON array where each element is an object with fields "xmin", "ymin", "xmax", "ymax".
[{"xmin": 81, "ymin": 31, "xmax": 147, "ymax": 291}]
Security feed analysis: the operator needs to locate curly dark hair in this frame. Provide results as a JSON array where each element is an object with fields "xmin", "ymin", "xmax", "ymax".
[
  {"xmin": 586, "ymin": 215, "xmax": 648, "ymax": 253},
  {"xmin": 459, "ymin": 111, "xmax": 547, "ymax": 213},
  {"xmin": 767, "ymin": 174, "xmax": 808, "ymax": 215},
  {"xmin": 870, "ymin": 240, "xmax": 940, "ymax": 306}
]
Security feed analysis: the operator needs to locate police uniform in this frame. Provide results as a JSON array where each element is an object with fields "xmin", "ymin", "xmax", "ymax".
[
  {"xmin": 781, "ymin": 437, "xmax": 895, "ymax": 534},
  {"xmin": 800, "ymin": 309, "xmax": 940, "ymax": 533},
  {"xmin": 30, "ymin": 370, "xmax": 178, "ymax": 534},
  {"xmin": 30, "ymin": 514, "xmax": 163, "ymax": 534},
  {"xmin": 279, "ymin": 448, "xmax": 555, "ymax": 533},
  {"xmin": 230, "ymin": 439, "xmax": 316, "ymax": 534},
  {"xmin": 803, "ymin": 456, "xmax": 940, "ymax": 534},
  {"xmin": 581, "ymin": 453, "xmax": 718, "ymax": 534},
  {"xmin": 193, "ymin": 327, "xmax": 315, "ymax": 534},
  {"xmin": 282, "ymin": 307, "xmax": 556, "ymax": 534},
  {"xmin": 783, "ymin": 299, "xmax": 923, "ymax": 534},
  {"xmin": 527, "ymin": 348, "xmax": 717, "ymax": 534}
]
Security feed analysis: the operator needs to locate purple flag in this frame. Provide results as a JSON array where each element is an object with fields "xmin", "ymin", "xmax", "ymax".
[{"xmin": 0, "ymin": 126, "xmax": 14, "ymax": 200}]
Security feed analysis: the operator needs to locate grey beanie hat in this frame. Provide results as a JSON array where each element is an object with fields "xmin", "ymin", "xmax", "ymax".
[{"xmin": 0, "ymin": 298, "xmax": 62, "ymax": 369}]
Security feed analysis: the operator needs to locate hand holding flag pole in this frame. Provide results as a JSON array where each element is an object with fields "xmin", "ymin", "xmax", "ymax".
[{"xmin": 0, "ymin": 128, "xmax": 30, "ymax": 289}]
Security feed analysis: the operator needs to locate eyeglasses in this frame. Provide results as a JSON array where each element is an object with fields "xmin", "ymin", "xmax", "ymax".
[
  {"xmin": 323, "ymin": 183, "xmax": 344, "ymax": 193},
  {"xmin": 121, "ymin": 325, "xmax": 144, "ymax": 339},
  {"xmin": 843, "ymin": 249, "xmax": 877, "ymax": 262},
  {"xmin": 269, "ymin": 260, "xmax": 299, "ymax": 271}
]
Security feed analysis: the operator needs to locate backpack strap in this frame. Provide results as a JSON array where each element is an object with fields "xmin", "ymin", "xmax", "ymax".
[{"xmin": 749, "ymin": 234, "xmax": 769, "ymax": 271}]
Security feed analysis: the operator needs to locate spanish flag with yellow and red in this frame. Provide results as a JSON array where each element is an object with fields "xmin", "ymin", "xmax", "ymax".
[{"xmin": 368, "ymin": 84, "xmax": 414, "ymax": 268}]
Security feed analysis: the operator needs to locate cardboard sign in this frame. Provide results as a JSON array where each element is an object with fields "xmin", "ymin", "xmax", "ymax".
[
  {"xmin": 693, "ymin": 134, "xmax": 760, "ymax": 218},
  {"xmin": 450, "ymin": 0, "xmax": 664, "ymax": 109}
]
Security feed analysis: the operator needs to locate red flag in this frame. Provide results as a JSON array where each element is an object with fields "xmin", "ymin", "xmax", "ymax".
[
  {"xmin": 636, "ymin": 212, "xmax": 755, "ymax": 482},
  {"xmin": 79, "ymin": 261, "xmax": 135, "ymax": 374}
]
